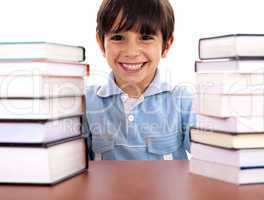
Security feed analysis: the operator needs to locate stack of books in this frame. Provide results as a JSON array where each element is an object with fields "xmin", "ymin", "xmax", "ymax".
[
  {"xmin": 0, "ymin": 42, "xmax": 89, "ymax": 185},
  {"xmin": 190, "ymin": 34, "xmax": 264, "ymax": 185}
]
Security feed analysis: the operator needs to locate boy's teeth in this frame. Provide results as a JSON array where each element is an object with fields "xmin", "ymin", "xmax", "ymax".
[{"xmin": 122, "ymin": 63, "xmax": 143, "ymax": 70}]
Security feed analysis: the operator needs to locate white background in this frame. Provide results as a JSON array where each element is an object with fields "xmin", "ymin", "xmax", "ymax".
[{"xmin": 1, "ymin": 0, "xmax": 264, "ymax": 86}]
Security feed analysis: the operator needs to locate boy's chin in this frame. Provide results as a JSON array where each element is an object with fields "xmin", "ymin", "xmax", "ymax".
[
  {"xmin": 115, "ymin": 76, "xmax": 145, "ymax": 87},
  {"xmin": 119, "ymin": 78, "xmax": 144, "ymax": 86}
]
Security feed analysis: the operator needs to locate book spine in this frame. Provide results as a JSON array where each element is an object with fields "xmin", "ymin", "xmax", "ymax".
[
  {"xmin": 80, "ymin": 46, "xmax": 86, "ymax": 62},
  {"xmin": 80, "ymin": 114, "xmax": 89, "ymax": 169},
  {"xmin": 240, "ymin": 166, "xmax": 264, "ymax": 170},
  {"xmin": 198, "ymin": 39, "xmax": 202, "ymax": 60},
  {"xmin": 190, "ymin": 127, "xmax": 262, "ymax": 135},
  {"xmin": 194, "ymin": 61, "xmax": 198, "ymax": 72},
  {"xmin": 0, "ymin": 168, "xmax": 88, "ymax": 186},
  {"xmin": 0, "ymin": 135, "xmax": 85, "ymax": 148}
]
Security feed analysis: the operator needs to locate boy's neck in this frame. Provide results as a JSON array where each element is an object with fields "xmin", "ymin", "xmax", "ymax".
[
  {"xmin": 120, "ymin": 84, "xmax": 145, "ymax": 98},
  {"xmin": 114, "ymin": 71, "xmax": 157, "ymax": 98}
]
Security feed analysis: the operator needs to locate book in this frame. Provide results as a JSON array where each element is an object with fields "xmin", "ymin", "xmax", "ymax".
[
  {"xmin": 0, "ymin": 60, "xmax": 89, "ymax": 77},
  {"xmin": 191, "ymin": 142, "xmax": 264, "ymax": 167},
  {"xmin": 0, "ymin": 96, "xmax": 83, "ymax": 120},
  {"xmin": 196, "ymin": 114, "xmax": 264, "ymax": 132},
  {"xmin": 0, "ymin": 117, "xmax": 81, "ymax": 143},
  {"xmin": 0, "ymin": 75, "xmax": 84, "ymax": 98},
  {"xmin": 195, "ymin": 60, "xmax": 264, "ymax": 73},
  {"xmin": 199, "ymin": 34, "xmax": 264, "ymax": 60},
  {"xmin": 190, "ymin": 158, "xmax": 264, "ymax": 185},
  {"xmin": 0, "ymin": 42, "xmax": 85, "ymax": 62},
  {"xmin": 190, "ymin": 127, "xmax": 264, "ymax": 149},
  {"xmin": 196, "ymin": 73, "xmax": 264, "ymax": 94},
  {"xmin": 194, "ymin": 93, "xmax": 264, "ymax": 117},
  {"xmin": 0, "ymin": 136, "xmax": 88, "ymax": 185}
]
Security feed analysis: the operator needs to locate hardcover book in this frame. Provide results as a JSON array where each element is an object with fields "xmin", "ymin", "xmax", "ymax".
[
  {"xmin": 0, "ymin": 75, "xmax": 85, "ymax": 98},
  {"xmin": 191, "ymin": 142, "xmax": 264, "ymax": 167},
  {"xmin": 196, "ymin": 73, "xmax": 264, "ymax": 94},
  {"xmin": 194, "ymin": 93, "xmax": 264, "ymax": 117},
  {"xmin": 0, "ymin": 136, "xmax": 88, "ymax": 185},
  {"xmin": 199, "ymin": 34, "xmax": 264, "ymax": 60},
  {"xmin": 0, "ymin": 60, "xmax": 89, "ymax": 77},
  {"xmin": 0, "ymin": 42, "xmax": 85, "ymax": 62},
  {"xmin": 0, "ymin": 96, "xmax": 83, "ymax": 120},
  {"xmin": 196, "ymin": 114, "xmax": 264, "ymax": 132},
  {"xmin": 0, "ymin": 116, "xmax": 81, "ymax": 143},
  {"xmin": 195, "ymin": 60, "xmax": 264, "ymax": 73},
  {"xmin": 190, "ymin": 158, "xmax": 264, "ymax": 185},
  {"xmin": 190, "ymin": 127, "xmax": 264, "ymax": 149}
]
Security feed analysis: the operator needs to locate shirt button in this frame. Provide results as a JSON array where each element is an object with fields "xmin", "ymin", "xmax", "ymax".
[{"xmin": 128, "ymin": 114, "xmax": 134, "ymax": 122}]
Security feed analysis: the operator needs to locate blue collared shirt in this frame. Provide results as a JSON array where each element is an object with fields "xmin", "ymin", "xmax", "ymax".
[{"xmin": 83, "ymin": 69, "xmax": 196, "ymax": 160}]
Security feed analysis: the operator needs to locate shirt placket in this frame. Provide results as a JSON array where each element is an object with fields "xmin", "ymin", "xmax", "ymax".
[{"xmin": 120, "ymin": 94, "xmax": 144, "ymax": 144}]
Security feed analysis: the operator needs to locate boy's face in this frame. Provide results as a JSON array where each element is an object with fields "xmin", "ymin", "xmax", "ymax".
[{"xmin": 97, "ymin": 26, "xmax": 173, "ymax": 94}]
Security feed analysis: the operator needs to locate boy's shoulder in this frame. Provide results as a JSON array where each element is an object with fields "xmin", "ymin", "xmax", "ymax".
[
  {"xmin": 171, "ymin": 85, "xmax": 195, "ymax": 98},
  {"xmin": 84, "ymin": 85, "xmax": 100, "ymax": 97},
  {"xmin": 85, "ymin": 84, "xmax": 101, "ymax": 92}
]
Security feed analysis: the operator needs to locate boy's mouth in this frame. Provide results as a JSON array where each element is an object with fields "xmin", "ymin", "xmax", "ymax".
[{"xmin": 119, "ymin": 62, "xmax": 147, "ymax": 72}]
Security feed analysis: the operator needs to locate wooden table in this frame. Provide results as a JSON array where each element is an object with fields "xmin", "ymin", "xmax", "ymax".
[{"xmin": 0, "ymin": 161, "xmax": 263, "ymax": 200}]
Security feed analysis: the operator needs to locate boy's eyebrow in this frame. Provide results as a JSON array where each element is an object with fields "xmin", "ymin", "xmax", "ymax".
[
  {"xmin": 107, "ymin": 30, "xmax": 158, "ymax": 35},
  {"xmin": 108, "ymin": 31, "xmax": 122, "ymax": 34},
  {"xmin": 105, "ymin": 31, "xmax": 122, "ymax": 36}
]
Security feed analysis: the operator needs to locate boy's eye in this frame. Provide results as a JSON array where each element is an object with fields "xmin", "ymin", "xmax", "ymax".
[
  {"xmin": 110, "ymin": 34, "xmax": 124, "ymax": 41},
  {"xmin": 141, "ymin": 35, "xmax": 154, "ymax": 40}
]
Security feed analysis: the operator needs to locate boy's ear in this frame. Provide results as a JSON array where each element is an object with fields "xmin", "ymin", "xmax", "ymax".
[
  {"xmin": 96, "ymin": 32, "xmax": 106, "ymax": 57},
  {"xmin": 162, "ymin": 36, "xmax": 174, "ymax": 58}
]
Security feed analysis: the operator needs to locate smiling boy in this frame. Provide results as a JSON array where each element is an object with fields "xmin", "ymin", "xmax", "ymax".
[{"xmin": 83, "ymin": 0, "xmax": 196, "ymax": 160}]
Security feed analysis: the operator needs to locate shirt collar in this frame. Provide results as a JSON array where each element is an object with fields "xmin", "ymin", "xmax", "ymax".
[{"xmin": 96, "ymin": 69, "xmax": 174, "ymax": 98}]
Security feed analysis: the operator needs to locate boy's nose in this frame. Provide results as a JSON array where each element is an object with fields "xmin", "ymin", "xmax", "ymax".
[{"xmin": 123, "ymin": 41, "xmax": 141, "ymax": 58}]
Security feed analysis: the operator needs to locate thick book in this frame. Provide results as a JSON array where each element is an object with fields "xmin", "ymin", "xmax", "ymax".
[
  {"xmin": 196, "ymin": 114, "xmax": 264, "ymax": 132},
  {"xmin": 0, "ymin": 60, "xmax": 89, "ymax": 77},
  {"xmin": 0, "ymin": 96, "xmax": 83, "ymax": 120},
  {"xmin": 199, "ymin": 34, "xmax": 264, "ymax": 60},
  {"xmin": 194, "ymin": 93, "xmax": 264, "ymax": 117},
  {"xmin": 190, "ymin": 158, "xmax": 264, "ymax": 185},
  {"xmin": 0, "ymin": 42, "xmax": 85, "ymax": 62},
  {"xmin": 191, "ymin": 142, "xmax": 264, "ymax": 167},
  {"xmin": 0, "ymin": 136, "xmax": 88, "ymax": 185},
  {"xmin": 190, "ymin": 127, "xmax": 264, "ymax": 149},
  {"xmin": 196, "ymin": 73, "xmax": 264, "ymax": 95},
  {"xmin": 195, "ymin": 60, "xmax": 264, "ymax": 73},
  {"xmin": 0, "ymin": 75, "xmax": 84, "ymax": 98},
  {"xmin": 0, "ymin": 116, "xmax": 81, "ymax": 143}
]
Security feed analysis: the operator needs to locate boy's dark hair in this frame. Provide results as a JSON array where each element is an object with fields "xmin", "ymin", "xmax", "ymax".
[{"xmin": 96, "ymin": 0, "xmax": 174, "ymax": 51}]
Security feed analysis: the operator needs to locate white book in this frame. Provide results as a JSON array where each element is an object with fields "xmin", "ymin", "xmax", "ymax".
[
  {"xmin": 194, "ymin": 93, "xmax": 264, "ymax": 117},
  {"xmin": 195, "ymin": 60, "xmax": 264, "ymax": 73},
  {"xmin": 196, "ymin": 114, "xmax": 264, "ymax": 132},
  {"xmin": 0, "ymin": 117, "xmax": 81, "ymax": 143},
  {"xmin": 0, "ymin": 60, "xmax": 88, "ymax": 77},
  {"xmin": 0, "ymin": 137, "xmax": 87, "ymax": 185},
  {"xmin": 199, "ymin": 34, "xmax": 264, "ymax": 60},
  {"xmin": 190, "ymin": 128, "xmax": 264, "ymax": 149},
  {"xmin": 196, "ymin": 73, "xmax": 264, "ymax": 94},
  {"xmin": 0, "ymin": 75, "xmax": 84, "ymax": 98},
  {"xmin": 190, "ymin": 158, "xmax": 264, "ymax": 185},
  {"xmin": 0, "ymin": 42, "xmax": 85, "ymax": 62},
  {"xmin": 191, "ymin": 142, "xmax": 264, "ymax": 167},
  {"xmin": 0, "ymin": 96, "xmax": 83, "ymax": 120}
]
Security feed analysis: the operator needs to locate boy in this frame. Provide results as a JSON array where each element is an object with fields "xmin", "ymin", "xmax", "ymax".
[{"xmin": 83, "ymin": 0, "xmax": 195, "ymax": 160}]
